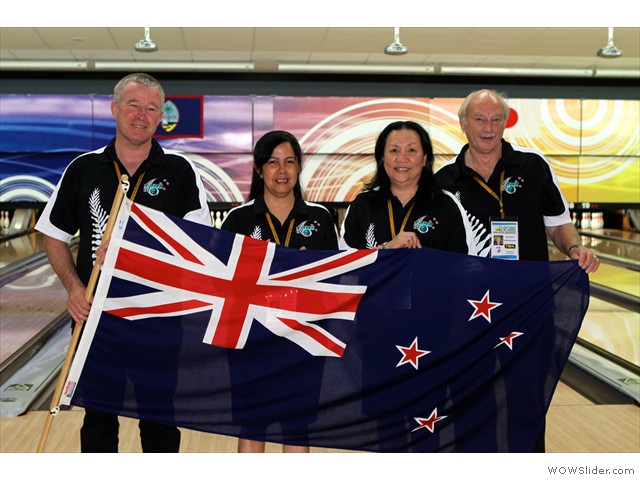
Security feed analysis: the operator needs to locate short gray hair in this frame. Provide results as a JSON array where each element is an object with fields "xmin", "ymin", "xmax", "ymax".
[
  {"xmin": 113, "ymin": 73, "xmax": 165, "ymax": 104},
  {"xmin": 458, "ymin": 89, "xmax": 510, "ymax": 123}
]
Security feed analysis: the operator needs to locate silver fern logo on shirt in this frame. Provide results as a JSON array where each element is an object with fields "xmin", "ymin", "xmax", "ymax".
[
  {"xmin": 250, "ymin": 225, "xmax": 263, "ymax": 240},
  {"xmin": 413, "ymin": 215, "xmax": 438, "ymax": 234},
  {"xmin": 502, "ymin": 176, "xmax": 524, "ymax": 194},
  {"xmin": 296, "ymin": 220, "xmax": 318, "ymax": 237},
  {"xmin": 365, "ymin": 223, "xmax": 377, "ymax": 249},
  {"xmin": 89, "ymin": 188, "xmax": 108, "ymax": 263},
  {"xmin": 143, "ymin": 178, "xmax": 169, "ymax": 196}
]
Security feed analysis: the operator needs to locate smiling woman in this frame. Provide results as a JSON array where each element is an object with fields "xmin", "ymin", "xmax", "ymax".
[
  {"xmin": 339, "ymin": 120, "xmax": 476, "ymax": 255},
  {"xmin": 260, "ymin": 141, "xmax": 300, "ymax": 222},
  {"xmin": 221, "ymin": 130, "xmax": 339, "ymax": 251},
  {"xmin": 218, "ymin": 130, "xmax": 340, "ymax": 453}
]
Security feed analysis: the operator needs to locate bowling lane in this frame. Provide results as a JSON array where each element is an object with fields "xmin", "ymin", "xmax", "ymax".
[
  {"xmin": 579, "ymin": 296, "xmax": 639, "ymax": 368},
  {"xmin": 0, "ymin": 232, "xmax": 46, "ymax": 268},
  {"xmin": 552, "ymin": 232, "xmax": 638, "ymax": 370},
  {"xmin": 578, "ymin": 232, "xmax": 640, "ymax": 271},
  {"xmin": 579, "ymin": 228, "xmax": 640, "ymax": 244},
  {"xmin": 0, "ymin": 260, "xmax": 68, "ymax": 365},
  {"xmin": 588, "ymin": 262, "xmax": 640, "ymax": 298},
  {"xmin": 548, "ymin": 231, "xmax": 639, "ymax": 401},
  {"xmin": 0, "ymin": 231, "xmax": 71, "ymax": 366}
]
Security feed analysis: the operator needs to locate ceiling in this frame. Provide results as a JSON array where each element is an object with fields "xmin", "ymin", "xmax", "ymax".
[{"xmin": 1, "ymin": 27, "xmax": 639, "ymax": 78}]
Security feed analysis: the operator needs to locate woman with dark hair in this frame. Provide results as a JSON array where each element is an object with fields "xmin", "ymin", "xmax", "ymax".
[
  {"xmin": 222, "ymin": 130, "xmax": 337, "ymax": 250},
  {"xmin": 340, "ymin": 121, "xmax": 476, "ymax": 451},
  {"xmin": 340, "ymin": 120, "xmax": 476, "ymax": 254},
  {"xmin": 220, "ymin": 130, "xmax": 339, "ymax": 453}
]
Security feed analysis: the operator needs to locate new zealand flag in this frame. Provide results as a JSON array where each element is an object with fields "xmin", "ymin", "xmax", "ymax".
[{"xmin": 61, "ymin": 198, "xmax": 590, "ymax": 452}]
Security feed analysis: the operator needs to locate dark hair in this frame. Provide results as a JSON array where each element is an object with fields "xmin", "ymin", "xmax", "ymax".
[
  {"xmin": 365, "ymin": 120, "xmax": 440, "ymax": 200},
  {"xmin": 248, "ymin": 130, "xmax": 303, "ymax": 200}
]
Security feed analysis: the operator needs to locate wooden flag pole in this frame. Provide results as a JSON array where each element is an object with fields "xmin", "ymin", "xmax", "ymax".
[{"xmin": 36, "ymin": 175, "xmax": 129, "ymax": 453}]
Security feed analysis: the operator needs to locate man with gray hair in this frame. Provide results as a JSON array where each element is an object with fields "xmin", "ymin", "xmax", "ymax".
[
  {"xmin": 36, "ymin": 73, "xmax": 211, "ymax": 452},
  {"xmin": 436, "ymin": 89, "xmax": 598, "ymax": 269},
  {"xmin": 435, "ymin": 89, "xmax": 599, "ymax": 452}
]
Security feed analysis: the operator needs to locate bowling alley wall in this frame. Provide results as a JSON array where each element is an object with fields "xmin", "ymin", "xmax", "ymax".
[{"xmin": 1, "ymin": 93, "xmax": 639, "ymax": 213}]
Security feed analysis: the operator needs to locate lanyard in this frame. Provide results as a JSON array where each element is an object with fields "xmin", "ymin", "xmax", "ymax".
[
  {"xmin": 387, "ymin": 199, "xmax": 415, "ymax": 238},
  {"xmin": 114, "ymin": 161, "xmax": 145, "ymax": 201},
  {"xmin": 265, "ymin": 212, "xmax": 295, "ymax": 247},
  {"xmin": 473, "ymin": 170, "xmax": 505, "ymax": 219}
]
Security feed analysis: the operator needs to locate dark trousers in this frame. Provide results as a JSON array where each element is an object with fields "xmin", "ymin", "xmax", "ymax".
[
  {"xmin": 80, "ymin": 408, "xmax": 180, "ymax": 453},
  {"xmin": 532, "ymin": 418, "xmax": 546, "ymax": 452}
]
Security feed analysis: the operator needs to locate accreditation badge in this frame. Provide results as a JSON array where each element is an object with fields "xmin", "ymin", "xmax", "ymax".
[{"xmin": 490, "ymin": 217, "xmax": 519, "ymax": 260}]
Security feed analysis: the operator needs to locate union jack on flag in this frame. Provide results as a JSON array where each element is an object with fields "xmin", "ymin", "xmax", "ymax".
[
  {"xmin": 61, "ymin": 198, "xmax": 590, "ymax": 453},
  {"xmin": 103, "ymin": 201, "xmax": 377, "ymax": 357}
]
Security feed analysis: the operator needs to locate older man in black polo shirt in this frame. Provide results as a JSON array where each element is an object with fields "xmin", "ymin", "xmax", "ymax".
[{"xmin": 435, "ymin": 88, "xmax": 599, "ymax": 452}]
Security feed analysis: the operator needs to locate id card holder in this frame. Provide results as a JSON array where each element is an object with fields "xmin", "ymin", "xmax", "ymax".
[{"xmin": 490, "ymin": 216, "xmax": 519, "ymax": 260}]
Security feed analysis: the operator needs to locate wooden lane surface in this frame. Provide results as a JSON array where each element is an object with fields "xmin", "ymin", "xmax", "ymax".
[
  {"xmin": 588, "ymin": 263, "xmax": 640, "ymax": 298},
  {"xmin": 0, "ymin": 264, "xmax": 68, "ymax": 364},
  {"xmin": 0, "ymin": 232, "xmax": 44, "ymax": 268},
  {"xmin": 579, "ymin": 297, "xmax": 639, "ymax": 367},
  {"xmin": 548, "ymin": 242, "xmax": 639, "ymax": 367},
  {"xmin": 1, "ymin": 382, "xmax": 637, "ymax": 453}
]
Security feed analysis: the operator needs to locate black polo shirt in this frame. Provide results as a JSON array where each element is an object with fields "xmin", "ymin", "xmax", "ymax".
[
  {"xmin": 339, "ymin": 186, "xmax": 475, "ymax": 255},
  {"xmin": 36, "ymin": 138, "xmax": 211, "ymax": 284},
  {"xmin": 435, "ymin": 140, "xmax": 571, "ymax": 261},
  {"xmin": 220, "ymin": 195, "xmax": 339, "ymax": 250}
]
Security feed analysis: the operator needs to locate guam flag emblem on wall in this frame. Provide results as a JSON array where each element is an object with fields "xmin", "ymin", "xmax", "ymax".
[{"xmin": 154, "ymin": 95, "xmax": 204, "ymax": 138}]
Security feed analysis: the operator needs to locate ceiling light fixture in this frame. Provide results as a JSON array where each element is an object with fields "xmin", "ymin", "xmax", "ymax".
[
  {"xmin": 593, "ymin": 69, "xmax": 639, "ymax": 78},
  {"xmin": 384, "ymin": 27, "xmax": 408, "ymax": 56},
  {"xmin": 597, "ymin": 27, "xmax": 622, "ymax": 58},
  {"xmin": 440, "ymin": 66, "xmax": 595, "ymax": 77},
  {"xmin": 278, "ymin": 63, "xmax": 433, "ymax": 74},
  {"xmin": 0, "ymin": 60, "xmax": 89, "ymax": 71},
  {"xmin": 94, "ymin": 61, "xmax": 255, "ymax": 72},
  {"xmin": 135, "ymin": 27, "xmax": 158, "ymax": 53}
]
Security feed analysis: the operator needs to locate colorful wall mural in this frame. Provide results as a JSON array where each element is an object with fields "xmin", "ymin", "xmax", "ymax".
[{"xmin": 1, "ymin": 95, "xmax": 638, "ymax": 205}]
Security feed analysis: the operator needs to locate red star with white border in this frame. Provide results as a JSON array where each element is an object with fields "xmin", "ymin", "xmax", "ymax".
[
  {"xmin": 412, "ymin": 407, "xmax": 447, "ymax": 433},
  {"xmin": 467, "ymin": 290, "xmax": 502, "ymax": 323},
  {"xmin": 396, "ymin": 337, "xmax": 430, "ymax": 370},
  {"xmin": 494, "ymin": 331, "xmax": 524, "ymax": 350}
]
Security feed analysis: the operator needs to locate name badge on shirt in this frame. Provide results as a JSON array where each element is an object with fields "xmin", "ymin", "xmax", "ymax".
[{"xmin": 490, "ymin": 217, "xmax": 519, "ymax": 260}]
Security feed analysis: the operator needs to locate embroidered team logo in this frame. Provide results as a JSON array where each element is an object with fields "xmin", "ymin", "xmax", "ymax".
[
  {"xmin": 296, "ymin": 220, "xmax": 319, "ymax": 238},
  {"xmin": 502, "ymin": 176, "xmax": 524, "ymax": 194},
  {"xmin": 143, "ymin": 178, "xmax": 169, "ymax": 196},
  {"xmin": 413, "ymin": 215, "xmax": 438, "ymax": 234}
]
